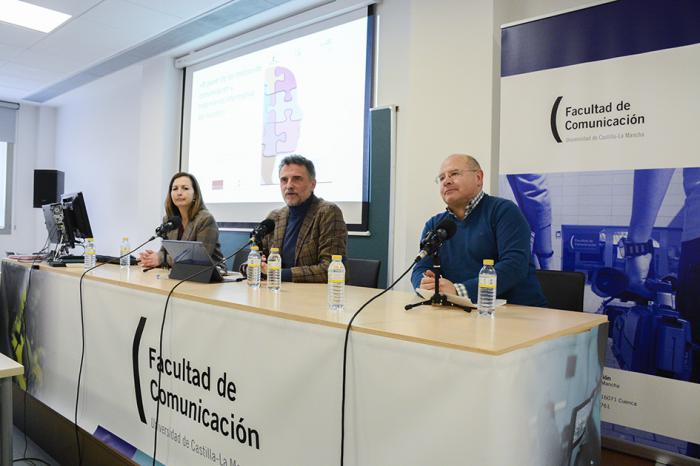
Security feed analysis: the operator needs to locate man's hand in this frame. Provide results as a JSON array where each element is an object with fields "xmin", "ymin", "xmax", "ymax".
[{"xmin": 419, "ymin": 269, "xmax": 457, "ymax": 295}]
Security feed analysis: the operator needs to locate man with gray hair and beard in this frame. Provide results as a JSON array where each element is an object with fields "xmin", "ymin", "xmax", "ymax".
[{"xmin": 259, "ymin": 155, "xmax": 347, "ymax": 283}]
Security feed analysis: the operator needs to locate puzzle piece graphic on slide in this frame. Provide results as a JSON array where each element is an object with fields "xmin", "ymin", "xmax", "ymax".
[
  {"xmin": 265, "ymin": 66, "xmax": 297, "ymax": 103},
  {"xmin": 268, "ymin": 88, "xmax": 302, "ymax": 121},
  {"xmin": 274, "ymin": 111, "xmax": 302, "ymax": 153},
  {"xmin": 261, "ymin": 66, "xmax": 302, "ymax": 184}
]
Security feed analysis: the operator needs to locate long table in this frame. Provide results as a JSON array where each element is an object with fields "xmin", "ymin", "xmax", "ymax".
[{"xmin": 1, "ymin": 259, "xmax": 607, "ymax": 465}]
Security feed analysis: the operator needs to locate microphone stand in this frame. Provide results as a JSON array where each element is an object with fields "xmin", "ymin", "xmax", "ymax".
[{"xmin": 405, "ymin": 250, "xmax": 472, "ymax": 312}]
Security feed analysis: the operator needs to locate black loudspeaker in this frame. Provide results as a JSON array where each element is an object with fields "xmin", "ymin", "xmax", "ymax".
[{"xmin": 33, "ymin": 169, "xmax": 65, "ymax": 208}]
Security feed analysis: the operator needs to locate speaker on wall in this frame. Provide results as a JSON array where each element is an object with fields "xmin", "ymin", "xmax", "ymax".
[{"xmin": 33, "ymin": 169, "xmax": 65, "ymax": 208}]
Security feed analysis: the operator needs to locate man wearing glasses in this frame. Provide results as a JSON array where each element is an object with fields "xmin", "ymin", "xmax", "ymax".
[{"xmin": 411, "ymin": 154, "xmax": 547, "ymax": 306}]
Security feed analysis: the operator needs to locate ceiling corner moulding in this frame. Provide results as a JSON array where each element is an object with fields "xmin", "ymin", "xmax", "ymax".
[{"xmin": 0, "ymin": 0, "xmax": 71, "ymax": 33}]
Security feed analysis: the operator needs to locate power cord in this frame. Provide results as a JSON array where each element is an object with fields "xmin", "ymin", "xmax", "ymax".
[
  {"xmin": 151, "ymin": 240, "xmax": 252, "ymax": 466},
  {"xmin": 12, "ymin": 458, "xmax": 52, "ymax": 465},
  {"xmin": 74, "ymin": 237, "xmax": 154, "ymax": 466},
  {"xmin": 339, "ymin": 262, "xmax": 415, "ymax": 466}
]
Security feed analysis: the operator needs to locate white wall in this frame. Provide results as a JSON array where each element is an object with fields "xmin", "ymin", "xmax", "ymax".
[
  {"xmin": 376, "ymin": 0, "xmax": 495, "ymax": 288},
  {"xmin": 49, "ymin": 56, "xmax": 180, "ymax": 256},
  {"xmin": 13, "ymin": 0, "xmax": 594, "ymax": 269}
]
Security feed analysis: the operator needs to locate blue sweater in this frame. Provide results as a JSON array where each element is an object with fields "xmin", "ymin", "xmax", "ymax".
[{"xmin": 411, "ymin": 194, "xmax": 547, "ymax": 307}]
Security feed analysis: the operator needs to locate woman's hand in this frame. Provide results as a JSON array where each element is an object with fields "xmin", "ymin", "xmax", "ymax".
[{"xmin": 138, "ymin": 249, "xmax": 160, "ymax": 268}]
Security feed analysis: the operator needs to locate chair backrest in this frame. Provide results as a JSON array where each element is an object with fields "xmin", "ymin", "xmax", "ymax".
[
  {"xmin": 535, "ymin": 269, "xmax": 586, "ymax": 312},
  {"xmin": 345, "ymin": 258, "xmax": 381, "ymax": 289}
]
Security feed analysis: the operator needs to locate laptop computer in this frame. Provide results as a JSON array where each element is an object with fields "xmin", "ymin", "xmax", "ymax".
[{"xmin": 161, "ymin": 240, "xmax": 224, "ymax": 283}]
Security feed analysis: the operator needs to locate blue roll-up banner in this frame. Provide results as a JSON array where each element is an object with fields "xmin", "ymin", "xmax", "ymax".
[{"xmin": 500, "ymin": 0, "xmax": 700, "ymax": 459}]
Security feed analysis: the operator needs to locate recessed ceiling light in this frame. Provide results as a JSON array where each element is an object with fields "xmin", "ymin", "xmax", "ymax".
[{"xmin": 0, "ymin": 0, "xmax": 71, "ymax": 33}]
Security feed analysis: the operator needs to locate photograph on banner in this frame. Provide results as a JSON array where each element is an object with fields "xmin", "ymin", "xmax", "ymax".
[
  {"xmin": 0, "ymin": 261, "xmax": 43, "ymax": 393},
  {"xmin": 499, "ymin": 168, "xmax": 700, "ymax": 456}
]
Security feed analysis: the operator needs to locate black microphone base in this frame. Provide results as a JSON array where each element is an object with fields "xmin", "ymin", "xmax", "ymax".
[
  {"xmin": 169, "ymin": 263, "xmax": 222, "ymax": 283},
  {"xmin": 405, "ymin": 293, "xmax": 472, "ymax": 313}
]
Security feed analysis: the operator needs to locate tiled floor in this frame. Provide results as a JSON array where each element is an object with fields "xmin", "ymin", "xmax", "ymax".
[
  {"xmin": 8, "ymin": 428, "xmax": 673, "ymax": 466},
  {"xmin": 603, "ymin": 447, "xmax": 657, "ymax": 466},
  {"xmin": 12, "ymin": 427, "xmax": 60, "ymax": 466}
]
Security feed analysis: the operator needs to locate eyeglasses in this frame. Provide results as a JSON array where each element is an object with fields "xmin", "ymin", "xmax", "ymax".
[{"xmin": 434, "ymin": 169, "xmax": 479, "ymax": 184}]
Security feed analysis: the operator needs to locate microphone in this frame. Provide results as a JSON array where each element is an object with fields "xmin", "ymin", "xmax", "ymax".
[
  {"xmin": 250, "ymin": 218, "xmax": 275, "ymax": 243},
  {"xmin": 239, "ymin": 218, "xmax": 276, "ymax": 275},
  {"xmin": 415, "ymin": 218, "xmax": 457, "ymax": 262},
  {"xmin": 155, "ymin": 216, "xmax": 182, "ymax": 238}
]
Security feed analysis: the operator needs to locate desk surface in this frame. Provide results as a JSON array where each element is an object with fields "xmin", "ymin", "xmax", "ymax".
[
  {"xmin": 0, "ymin": 353, "xmax": 23, "ymax": 378},
  {"xmin": 18, "ymin": 260, "xmax": 607, "ymax": 355}
]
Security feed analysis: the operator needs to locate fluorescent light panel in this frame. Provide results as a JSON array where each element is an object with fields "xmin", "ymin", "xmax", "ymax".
[{"xmin": 0, "ymin": 0, "xmax": 71, "ymax": 33}]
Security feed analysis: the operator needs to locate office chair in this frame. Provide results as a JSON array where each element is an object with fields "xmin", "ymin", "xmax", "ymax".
[
  {"xmin": 345, "ymin": 258, "xmax": 381, "ymax": 289},
  {"xmin": 535, "ymin": 269, "xmax": 586, "ymax": 312}
]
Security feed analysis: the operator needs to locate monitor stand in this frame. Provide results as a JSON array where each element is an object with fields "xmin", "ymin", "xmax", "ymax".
[{"xmin": 46, "ymin": 235, "xmax": 84, "ymax": 266}]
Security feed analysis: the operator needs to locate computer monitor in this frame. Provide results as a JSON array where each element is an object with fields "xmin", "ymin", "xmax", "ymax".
[{"xmin": 61, "ymin": 192, "xmax": 93, "ymax": 248}]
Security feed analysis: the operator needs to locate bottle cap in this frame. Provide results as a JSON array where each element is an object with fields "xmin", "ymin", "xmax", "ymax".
[
  {"xmin": 332, "ymin": 255, "xmax": 342, "ymax": 261},
  {"xmin": 270, "ymin": 247, "xmax": 279, "ymax": 253},
  {"xmin": 483, "ymin": 259, "xmax": 494, "ymax": 265},
  {"xmin": 251, "ymin": 245, "xmax": 259, "ymax": 251},
  {"xmin": 122, "ymin": 236, "xmax": 128, "ymax": 241}
]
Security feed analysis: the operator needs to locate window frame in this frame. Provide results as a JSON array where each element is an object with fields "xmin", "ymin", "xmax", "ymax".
[{"xmin": 0, "ymin": 141, "xmax": 13, "ymax": 235}]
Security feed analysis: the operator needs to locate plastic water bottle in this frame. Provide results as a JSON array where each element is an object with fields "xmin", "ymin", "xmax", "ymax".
[
  {"xmin": 328, "ymin": 255, "xmax": 345, "ymax": 311},
  {"xmin": 119, "ymin": 236, "xmax": 130, "ymax": 269},
  {"xmin": 477, "ymin": 259, "xmax": 497, "ymax": 316},
  {"xmin": 267, "ymin": 247, "xmax": 281, "ymax": 292},
  {"xmin": 84, "ymin": 238, "xmax": 96, "ymax": 269},
  {"xmin": 247, "ymin": 246, "xmax": 261, "ymax": 288}
]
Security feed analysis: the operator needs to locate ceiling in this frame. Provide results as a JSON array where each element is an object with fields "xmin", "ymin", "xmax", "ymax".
[{"xmin": 0, "ymin": 0, "xmax": 310, "ymax": 104}]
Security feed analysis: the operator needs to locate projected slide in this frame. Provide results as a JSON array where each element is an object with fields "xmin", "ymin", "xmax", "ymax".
[
  {"xmin": 184, "ymin": 15, "xmax": 370, "ymax": 226},
  {"xmin": 261, "ymin": 66, "xmax": 302, "ymax": 184}
]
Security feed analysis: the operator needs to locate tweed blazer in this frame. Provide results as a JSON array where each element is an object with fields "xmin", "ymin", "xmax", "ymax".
[
  {"xmin": 262, "ymin": 195, "xmax": 347, "ymax": 283},
  {"xmin": 157, "ymin": 209, "xmax": 224, "ymax": 268}
]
